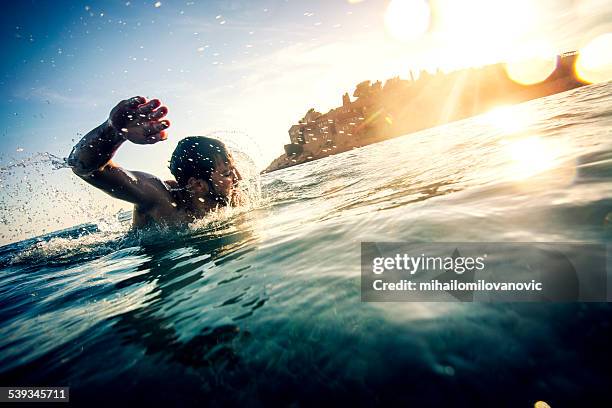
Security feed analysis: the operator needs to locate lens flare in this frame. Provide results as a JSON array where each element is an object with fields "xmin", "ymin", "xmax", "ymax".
[
  {"xmin": 575, "ymin": 33, "xmax": 612, "ymax": 84},
  {"xmin": 384, "ymin": 0, "xmax": 431, "ymax": 42},
  {"xmin": 504, "ymin": 42, "xmax": 557, "ymax": 86},
  {"xmin": 505, "ymin": 57, "xmax": 557, "ymax": 85}
]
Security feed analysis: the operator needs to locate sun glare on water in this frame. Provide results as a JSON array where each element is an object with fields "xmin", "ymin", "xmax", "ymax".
[
  {"xmin": 481, "ymin": 106, "xmax": 566, "ymax": 181},
  {"xmin": 481, "ymin": 105, "xmax": 534, "ymax": 134},
  {"xmin": 502, "ymin": 136, "xmax": 561, "ymax": 181}
]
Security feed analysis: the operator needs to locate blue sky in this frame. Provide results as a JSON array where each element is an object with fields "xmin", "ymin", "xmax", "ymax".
[{"xmin": 0, "ymin": 0, "xmax": 610, "ymax": 243}]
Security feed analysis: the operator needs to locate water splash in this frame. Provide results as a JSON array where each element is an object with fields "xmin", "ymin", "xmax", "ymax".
[
  {"xmin": 8, "ymin": 229, "xmax": 125, "ymax": 267},
  {"xmin": 0, "ymin": 151, "xmax": 127, "ymax": 244},
  {"xmin": 0, "ymin": 128, "xmax": 266, "ymax": 245},
  {"xmin": 0, "ymin": 151, "xmax": 68, "ymax": 173}
]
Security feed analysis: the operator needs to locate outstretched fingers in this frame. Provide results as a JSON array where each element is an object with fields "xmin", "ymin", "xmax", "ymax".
[
  {"xmin": 137, "ymin": 99, "xmax": 161, "ymax": 114},
  {"xmin": 142, "ymin": 120, "xmax": 170, "ymax": 141},
  {"xmin": 124, "ymin": 96, "xmax": 147, "ymax": 108},
  {"xmin": 148, "ymin": 106, "xmax": 168, "ymax": 120},
  {"xmin": 143, "ymin": 131, "xmax": 168, "ymax": 144}
]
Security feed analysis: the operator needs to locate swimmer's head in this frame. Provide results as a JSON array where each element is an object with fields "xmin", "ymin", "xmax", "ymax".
[{"xmin": 169, "ymin": 136, "xmax": 241, "ymax": 203}]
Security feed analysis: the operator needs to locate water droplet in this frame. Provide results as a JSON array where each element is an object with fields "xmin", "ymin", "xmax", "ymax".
[{"xmin": 154, "ymin": 1, "xmax": 161, "ymax": 8}]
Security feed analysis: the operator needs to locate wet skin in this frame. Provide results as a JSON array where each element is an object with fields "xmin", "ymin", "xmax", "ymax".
[{"xmin": 68, "ymin": 96, "xmax": 242, "ymax": 228}]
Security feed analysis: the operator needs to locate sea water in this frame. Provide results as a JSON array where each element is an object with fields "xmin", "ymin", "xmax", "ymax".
[{"xmin": 0, "ymin": 82, "xmax": 611, "ymax": 406}]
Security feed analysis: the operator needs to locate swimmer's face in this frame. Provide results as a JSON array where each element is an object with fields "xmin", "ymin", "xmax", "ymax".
[
  {"xmin": 209, "ymin": 158, "xmax": 241, "ymax": 199},
  {"xmin": 186, "ymin": 154, "xmax": 241, "ymax": 207}
]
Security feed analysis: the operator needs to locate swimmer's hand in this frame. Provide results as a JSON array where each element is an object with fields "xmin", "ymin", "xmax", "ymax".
[
  {"xmin": 108, "ymin": 96, "xmax": 170, "ymax": 144},
  {"xmin": 69, "ymin": 96, "xmax": 176, "ymax": 207}
]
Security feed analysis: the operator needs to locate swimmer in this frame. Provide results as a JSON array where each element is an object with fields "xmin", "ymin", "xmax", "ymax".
[{"xmin": 68, "ymin": 96, "xmax": 243, "ymax": 227}]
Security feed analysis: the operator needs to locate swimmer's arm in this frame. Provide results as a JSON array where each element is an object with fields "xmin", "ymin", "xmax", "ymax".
[
  {"xmin": 79, "ymin": 165, "xmax": 174, "ymax": 207},
  {"xmin": 68, "ymin": 96, "xmax": 171, "ymax": 207},
  {"xmin": 67, "ymin": 121, "xmax": 127, "ymax": 176},
  {"xmin": 68, "ymin": 96, "xmax": 169, "ymax": 175}
]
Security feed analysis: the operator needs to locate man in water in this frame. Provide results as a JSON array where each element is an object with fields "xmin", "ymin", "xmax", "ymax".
[{"xmin": 68, "ymin": 96, "xmax": 242, "ymax": 227}]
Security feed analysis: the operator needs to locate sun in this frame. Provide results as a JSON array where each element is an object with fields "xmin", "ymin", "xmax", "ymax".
[
  {"xmin": 384, "ymin": 0, "xmax": 431, "ymax": 42},
  {"xmin": 429, "ymin": 0, "xmax": 541, "ymax": 69}
]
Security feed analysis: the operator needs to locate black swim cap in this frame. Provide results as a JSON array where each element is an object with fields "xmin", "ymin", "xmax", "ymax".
[{"xmin": 169, "ymin": 136, "xmax": 231, "ymax": 186}]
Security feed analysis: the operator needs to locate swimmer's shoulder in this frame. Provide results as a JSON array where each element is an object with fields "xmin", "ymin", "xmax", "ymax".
[
  {"xmin": 129, "ymin": 175, "xmax": 192, "ymax": 226},
  {"xmin": 125, "ymin": 171, "xmax": 176, "ymax": 210}
]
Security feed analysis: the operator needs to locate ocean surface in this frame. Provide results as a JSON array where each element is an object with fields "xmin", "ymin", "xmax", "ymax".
[{"xmin": 1, "ymin": 82, "xmax": 611, "ymax": 406}]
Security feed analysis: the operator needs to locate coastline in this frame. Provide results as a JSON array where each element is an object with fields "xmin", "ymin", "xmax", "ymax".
[{"xmin": 263, "ymin": 52, "xmax": 587, "ymax": 174}]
